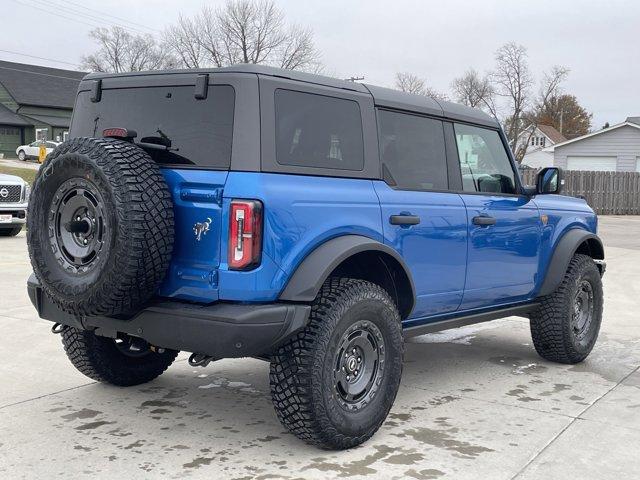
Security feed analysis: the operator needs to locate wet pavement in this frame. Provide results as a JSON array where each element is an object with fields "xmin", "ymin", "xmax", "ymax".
[{"xmin": 1, "ymin": 217, "xmax": 638, "ymax": 479}]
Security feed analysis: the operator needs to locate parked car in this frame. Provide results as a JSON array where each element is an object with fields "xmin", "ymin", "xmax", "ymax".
[
  {"xmin": 16, "ymin": 141, "xmax": 59, "ymax": 161},
  {"xmin": 25, "ymin": 65, "xmax": 605, "ymax": 450},
  {"xmin": 0, "ymin": 173, "xmax": 29, "ymax": 236}
]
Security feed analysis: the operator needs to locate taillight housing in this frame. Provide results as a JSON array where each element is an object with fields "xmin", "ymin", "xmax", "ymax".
[{"xmin": 228, "ymin": 199, "xmax": 263, "ymax": 270}]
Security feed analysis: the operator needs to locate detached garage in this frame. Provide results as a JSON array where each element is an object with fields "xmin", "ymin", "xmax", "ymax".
[
  {"xmin": 552, "ymin": 117, "xmax": 640, "ymax": 172},
  {"xmin": 566, "ymin": 156, "xmax": 617, "ymax": 171}
]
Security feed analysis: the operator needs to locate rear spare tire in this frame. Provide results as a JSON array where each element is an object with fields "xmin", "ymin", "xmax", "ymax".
[{"xmin": 27, "ymin": 137, "xmax": 174, "ymax": 316}]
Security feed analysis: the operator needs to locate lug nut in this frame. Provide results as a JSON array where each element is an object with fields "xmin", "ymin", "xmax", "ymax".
[
  {"xmin": 346, "ymin": 375, "xmax": 350, "ymax": 381},
  {"xmin": 357, "ymin": 357, "xmax": 362, "ymax": 363},
  {"xmin": 354, "ymin": 370, "xmax": 358, "ymax": 375}
]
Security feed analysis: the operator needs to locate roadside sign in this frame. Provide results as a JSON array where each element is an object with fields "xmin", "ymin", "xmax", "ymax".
[{"xmin": 38, "ymin": 144, "xmax": 46, "ymax": 163}]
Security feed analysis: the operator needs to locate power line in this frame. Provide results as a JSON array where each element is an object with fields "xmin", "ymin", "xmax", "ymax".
[
  {"xmin": 24, "ymin": 0, "xmax": 151, "ymax": 34},
  {"xmin": 9, "ymin": 0, "xmax": 105, "ymax": 29},
  {"xmin": 10, "ymin": 0, "xmax": 154, "ymax": 35},
  {"xmin": 61, "ymin": 0, "xmax": 159, "ymax": 33},
  {"xmin": 0, "ymin": 49, "xmax": 81, "ymax": 68}
]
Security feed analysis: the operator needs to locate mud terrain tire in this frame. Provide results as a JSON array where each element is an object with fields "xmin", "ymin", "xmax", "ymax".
[{"xmin": 27, "ymin": 137, "xmax": 174, "ymax": 317}]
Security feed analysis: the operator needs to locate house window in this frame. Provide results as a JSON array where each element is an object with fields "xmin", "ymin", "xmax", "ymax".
[
  {"xmin": 35, "ymin": 128, "xmax": 48, "ymax": 141},
  {"xmin": 531, "ymin": 137, "xmax": 535, "ymax": 146},
  {"xmin": 540, "ymin": 137, "xmax": 546, "ymax": 147}
]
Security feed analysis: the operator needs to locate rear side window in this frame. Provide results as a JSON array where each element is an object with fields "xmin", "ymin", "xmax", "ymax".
[
  {"xmin": 378, "ymin": 110, "xmax": 448, "ymax": 190},
  {"xmin": 454, "ymin": 124, "xmax": 517, "ymax": 194},
  {"xmin": 71, "ymin": 85, "xmax": 235, "ymax": 169},
  {"xmin": 274, "ymin": 89, "xmax": 364, "ymax": 171}
]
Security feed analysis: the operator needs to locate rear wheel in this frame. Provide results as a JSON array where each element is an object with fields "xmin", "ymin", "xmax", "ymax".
[
  {"xmin": 0, "ymin": 226, "xmax": 21, "ymax": 236},
  {"xmin": 270, "ymin": 278, "xmax": 404, "ymax": 449},
  {"xmin": 530, "ymin": 254, "xmax": 603, "ymax": 364},
  {"xmin": 61, "ymin": 327, "xmax": 177, "ymax": 386}
]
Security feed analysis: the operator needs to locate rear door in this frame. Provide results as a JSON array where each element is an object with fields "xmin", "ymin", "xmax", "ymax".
[
  {"xmin": 374, "ymin": 109, "xmax": 468, "ymax": 319},
  {"xmin": 451, "ymin": 123, "xmax": 542, "ymax": 309},
  {"xmin": 70, "ymin": 74, "xmax": 244, "ymax": 302}
]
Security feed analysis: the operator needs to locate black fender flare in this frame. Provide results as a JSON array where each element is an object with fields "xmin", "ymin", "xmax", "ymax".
[
  {"xmin": 538, "ymin": 229, "xmax": 604, "ymax": 297},
  {"xmin": 279, "ymin": 235, "xmax": 416, "ymax": 312}
]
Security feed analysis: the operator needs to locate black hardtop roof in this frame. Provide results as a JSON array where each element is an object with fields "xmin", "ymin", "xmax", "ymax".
[{"xmin": 83, "ymin": 64, "xmax": 498, "ymax": 127}]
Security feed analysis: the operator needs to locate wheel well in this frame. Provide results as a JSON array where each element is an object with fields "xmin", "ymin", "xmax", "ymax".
[
  {"xmin": 576, "ymin": 238, "xmax": 604, "ymax": 260},
  {"xmin": 331, "ymin": 251, "xmax": 414, "ymax": 319}
]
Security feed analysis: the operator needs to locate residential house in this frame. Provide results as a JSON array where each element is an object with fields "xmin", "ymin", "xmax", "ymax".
[
  {"xmin": 515, "ymin": 124, "xmax": 567, "ymax": 169},
  {"xmin": 0, "ymin": 60, "xmax": 86, "ymax": 157},
  {"xmin": 550, "ymin": 117, "xmax": 640, "ymax": 172}
]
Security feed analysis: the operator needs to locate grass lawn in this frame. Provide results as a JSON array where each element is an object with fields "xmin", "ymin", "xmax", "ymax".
[{"xmin": 0, "ymin": 165, "xmax": 38, "ymax": 185}]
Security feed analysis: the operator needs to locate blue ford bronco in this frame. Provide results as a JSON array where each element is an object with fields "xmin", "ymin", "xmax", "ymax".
[{"xmin": 26, "ymin": 65, "xmax": 605, "ymax": 449}]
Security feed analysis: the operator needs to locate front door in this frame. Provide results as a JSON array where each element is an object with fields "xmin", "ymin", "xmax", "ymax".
[
  {"xmin": 374, "ymin": 109, "xmax": 468, "ymax": 319},
  {"xmin": 452, "ymin": 123, "xmax": 542, "ymax": 309}
]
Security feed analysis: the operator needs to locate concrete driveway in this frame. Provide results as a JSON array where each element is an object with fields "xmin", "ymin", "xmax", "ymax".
[{"xmin": 1, "ymin": 217, "xmax": 638, "ymax": 479}]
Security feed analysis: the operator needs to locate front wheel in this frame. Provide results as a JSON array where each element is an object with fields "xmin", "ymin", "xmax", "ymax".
[
  {"xmin": 270, "ymin": 278, "xmax": 404, "ymax": 450},
  {"xmin": 530, "ymin": 254, "xmax": 603, "ymax": 364},
  {"xmin": 61, "ymin": 327, "xmax": 178, "ymax": 386}
]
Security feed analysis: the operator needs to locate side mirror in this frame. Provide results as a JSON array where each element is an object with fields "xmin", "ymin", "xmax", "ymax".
[{"xmin": 536, "ymin": 167, "xmax": 563, "ymax": 194}]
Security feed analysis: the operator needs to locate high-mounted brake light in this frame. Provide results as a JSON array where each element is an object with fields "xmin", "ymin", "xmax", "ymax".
[
  {"xmin": 228, "ymin": 199, "xmax": 263, "ymax": 270},
  {"xmin": 103, "ymin": 128, "xmax": 137, "ymax": 140}
]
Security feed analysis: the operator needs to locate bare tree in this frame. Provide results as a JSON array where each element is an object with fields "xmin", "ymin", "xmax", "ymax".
[
  {"xmin": 492, "ymin": 42, "xmax": 534, "ymax": 150},
  {"xmin": 395, "ymin": 72, "xmax": 449, "ymax": 101},
  {"xmin": 82, "ymin": 26, "xmax": 178, "ymax": 73},
  {"xmin": 451, "ymin": 69, "xmax": 497, "ymax": 117},
  {"xmin": 164, "ymin": 0, "xmax": 321, "ymax": 71},
  {"xmin": 163, "ymin": 15, "xmax": 207, "ymax": 68},
  {"xmin": 516, "ymin": 66, "xmax": 570, "ymax": 160},
  {"xmin": 395, "ymin": 72, "xmax": 426, "ymax": 95}
]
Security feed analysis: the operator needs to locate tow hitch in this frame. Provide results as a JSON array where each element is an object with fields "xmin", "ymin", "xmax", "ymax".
[{"xmin": 188, "ymin": 353, "xmax": 219, "ymax": 368}]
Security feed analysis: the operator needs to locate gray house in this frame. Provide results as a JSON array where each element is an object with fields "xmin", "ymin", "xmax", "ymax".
[
  {"xmin": 550, "ymin": 117, "xmax": 640, "ymax": 172},
  {"xmin": 0, "ymin": 61, "xmax": 86, "ymax": 157}
]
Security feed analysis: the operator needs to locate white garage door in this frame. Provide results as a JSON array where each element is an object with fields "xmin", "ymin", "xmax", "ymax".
[{"xmin": 566, "ymin": 156, "xmax": 617, "ymax": 171}]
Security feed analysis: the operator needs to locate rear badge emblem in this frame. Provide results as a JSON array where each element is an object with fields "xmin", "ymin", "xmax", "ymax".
[{"xmin": 193, "ymin": 217, "xmax": 212, "ymax": 242}]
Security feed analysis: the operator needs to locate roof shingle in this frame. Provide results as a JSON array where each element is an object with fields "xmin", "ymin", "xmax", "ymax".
[
  {"xmin": 537, "ymin": 124, "xmax": 567, "ymax": 144},
  {"xmin": 0, "ymin": 60, "xmax": 86, "ymax": 109}
]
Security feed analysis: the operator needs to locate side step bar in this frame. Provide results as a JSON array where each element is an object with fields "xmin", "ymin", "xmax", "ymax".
[{"xmin": 403, "ymin": 303, "xmax": 539, "ymax": 339}]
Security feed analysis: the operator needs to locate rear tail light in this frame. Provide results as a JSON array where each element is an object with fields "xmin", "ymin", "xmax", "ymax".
[{"xmin": 228, "ymin": 199, "xmax": 263, "ymax": 270}]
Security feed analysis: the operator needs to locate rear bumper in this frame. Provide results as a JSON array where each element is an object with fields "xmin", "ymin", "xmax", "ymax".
[{"xmin": 27, "ymin": 274, "xmax": 310, "ymax": 358}]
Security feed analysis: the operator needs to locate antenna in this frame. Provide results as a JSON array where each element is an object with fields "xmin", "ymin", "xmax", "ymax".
[{"xmin": 344, "ymin": 76, "xmax": 365, "ymax": 82}]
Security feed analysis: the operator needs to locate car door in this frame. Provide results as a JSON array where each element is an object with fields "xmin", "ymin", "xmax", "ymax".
[
  {"xmin": 27, "ymin": 142, "xmax": 39, "ymax": 156},
  {"xmin": 451, "ymin": 122, "xmax": 542, "ymax": 310},
  {"xmin": 374, "ymin": 109, "xmax": 468, "ymax": 320}
]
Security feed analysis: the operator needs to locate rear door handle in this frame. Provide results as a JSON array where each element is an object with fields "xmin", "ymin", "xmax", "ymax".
[
  {"xmin": 390, "ymin": 214, "xmax": 421, "ymax": 226},
  {"xmin": 472, "ymin": 215, "xmax": 497, "ymax": 226}
]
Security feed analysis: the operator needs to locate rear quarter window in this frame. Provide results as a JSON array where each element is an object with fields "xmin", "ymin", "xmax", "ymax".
[
  {"xmin": 71, "ymin": 85, "xmax": 235, "ymax": 169},
  {"xmin": 274, "ymin": 89, "xmax": 364, "ymax": 171}
]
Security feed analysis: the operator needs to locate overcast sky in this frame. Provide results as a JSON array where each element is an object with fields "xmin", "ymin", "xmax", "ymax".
[{"xmin": 3, "ymin": 0, "xmax": 638, "ymax": 129}]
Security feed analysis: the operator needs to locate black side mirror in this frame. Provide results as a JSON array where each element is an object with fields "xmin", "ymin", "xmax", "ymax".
[{"xmin": 536, "ymin": 167, "xmax": 563, "ymax": 194}]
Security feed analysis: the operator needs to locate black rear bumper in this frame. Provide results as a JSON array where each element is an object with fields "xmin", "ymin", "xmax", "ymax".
[{"xmin": 27, "ymin": 274, "xmax": 310, "ymax": 358}]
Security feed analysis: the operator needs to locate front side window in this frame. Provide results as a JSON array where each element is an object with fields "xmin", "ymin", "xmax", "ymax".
[
  {"xmin": 275, "ymin": 89, "xmax": 364, "ymax": 171},
  {"xmin": 454, "ymin": 123, "xmax": 517, "ymax": 194},
  {"xmin": 378, "ymin": 110, "xmax": 447, "ymax": 190}
]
